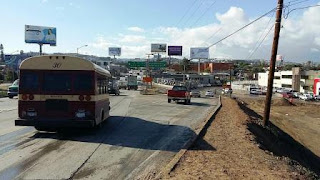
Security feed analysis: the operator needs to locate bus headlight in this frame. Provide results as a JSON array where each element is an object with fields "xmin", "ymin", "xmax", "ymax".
[{"xmin": 75, "ymin": 109, "xmax": 86, "ymax": 118}]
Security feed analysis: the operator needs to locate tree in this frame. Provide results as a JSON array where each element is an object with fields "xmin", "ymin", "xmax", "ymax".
[{"xmin": 0, "ymin": 44, "xmax": 4, "ymax": 62}]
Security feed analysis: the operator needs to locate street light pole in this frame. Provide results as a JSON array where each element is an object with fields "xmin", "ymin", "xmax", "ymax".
[{"xmin": 77, "ymin": 45, "xmax": 88, "ymax": 54}]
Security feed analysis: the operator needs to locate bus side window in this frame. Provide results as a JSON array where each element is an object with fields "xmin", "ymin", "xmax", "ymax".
[{"xmin": 98, "ymin": 80, "xmax": 102, "ymax": 94}]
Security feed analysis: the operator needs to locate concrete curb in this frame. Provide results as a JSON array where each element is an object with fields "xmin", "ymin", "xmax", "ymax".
[{"xmin": 158, "ymin": 96, "xmax": 222, "ymax": 178}]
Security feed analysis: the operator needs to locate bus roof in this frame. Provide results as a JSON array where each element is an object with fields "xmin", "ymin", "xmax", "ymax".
[{"xmin": 20, "ymin": 55, "xmax": 111, "ymax": 77}]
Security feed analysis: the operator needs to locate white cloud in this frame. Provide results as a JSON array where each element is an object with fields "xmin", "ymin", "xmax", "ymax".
[
  {"xmin": 89, "ymin": 4, "xmax": 320, "ymax": 61},
  {"xmin": 128, "ymin": 27, "xmax": 145, "ymax": 33},
  {"xmin": 119, "ymin": 35, "xmax": 146, "ymax": 44},
  {"xmin": 41, "ymin": 0, "xmax": 48, "ymax": 3}
]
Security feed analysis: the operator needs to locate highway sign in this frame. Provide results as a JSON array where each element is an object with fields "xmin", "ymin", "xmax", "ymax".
[
  {"xmin": 128, "ymin": 61, "xmax": 146, "ymax": 67},
  {"xmin": 149, "ymin": 61, "xmax": 166, "ymax": 68},
  {"xmin": 128, "ymin": 61, "xmax": 166, "ymax": 68}
]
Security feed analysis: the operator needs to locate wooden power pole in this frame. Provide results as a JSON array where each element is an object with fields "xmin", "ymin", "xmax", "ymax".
[{"xmin": 263, "ymin": 0, "xmax": 283, "ymax": 126}]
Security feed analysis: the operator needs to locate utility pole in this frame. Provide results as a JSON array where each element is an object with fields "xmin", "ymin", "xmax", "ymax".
[
  {"xmin": 39, "ymin": 43, "xmax": 43, "ymax": 55},
  {"xmin": 263, "ymin": 0, "xmax": 283, "ymax": 126},
  {"xmin": 198, "ymin": 59, "xmax": 200, "ymax": 74}
]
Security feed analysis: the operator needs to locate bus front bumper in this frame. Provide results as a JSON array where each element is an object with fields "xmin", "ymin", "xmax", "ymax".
[{"xmin": 15, "ymin": 118, "xmax": 95, "ymax": 128}]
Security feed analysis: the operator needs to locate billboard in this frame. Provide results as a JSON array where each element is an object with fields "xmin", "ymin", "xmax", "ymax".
[
  {"xmin": 109, "ymin": 47, "xmax": 121, "ymax": 56},
  {"xmin": 25, "ymin": 25, "xmax": 56, "ymax": 46},
  {"xmin": 190, "ymin": 47, "xmax": 209, "ymax": 59},
  {"xmin": 151, "ymin": 44, "xmax": 167, "ymax": 52},
  {"xmin": 168, "ymin": 46, "xmax": 182, "ymax": 56}
]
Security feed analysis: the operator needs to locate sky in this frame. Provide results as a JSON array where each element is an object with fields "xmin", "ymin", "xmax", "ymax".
[{"xmin": 1, "ymin": 0, "xmax": 320, "ymax": 62}]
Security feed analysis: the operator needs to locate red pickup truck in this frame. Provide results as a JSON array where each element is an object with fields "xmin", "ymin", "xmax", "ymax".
[{"xmin": 167, "ymin": 85, "xmax": 191, "ymax": 104}]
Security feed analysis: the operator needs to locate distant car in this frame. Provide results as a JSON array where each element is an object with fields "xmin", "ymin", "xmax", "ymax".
[
  {"xmin": 276, "ymin": 88, "xmax": 284, "ymax": 93},
  {"xmin": 197, "ymin": 84, "xmax": 204, "ymax": 88},
  {"xmin": 314, "ymin": 95, "xmax": 320, "ymax": 101},
  {"xmin": 7, "ymin": 79, "xmax": 19, "ymax": 99},
  {"xmin": 191, "ymin": 90, "xmax": 201, "ymax": 98},
  {"xmin": 223, "ymin": 88, "xmax": 233, "ymax": 94},
  {"xmin": 292, "ymin": 92, "xmax": 301, "ymax": 98},
  {"xmin": 205, "ymin": 90, "xmax": 214, "ymax": 97},
  {"xmin": 108, "ymin": 86, "xmax": 120, "ymax": 95},
  {"xmin": 299, "ymin": 94, "xmax": 312, "ymax": 101},
  {"xmin": 282, "ymin": 92, "xmax": 293, "ymax": 98},
  {"xmin": 250, "ymin": 89, "xmax": 262, "ymax": 95}
]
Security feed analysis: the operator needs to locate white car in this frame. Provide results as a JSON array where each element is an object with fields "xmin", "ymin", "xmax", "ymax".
[
  {"xmin": 191, "ymin": 90, "xmax": 201, "ymax": 98},
  {"xmin": 314, "ymin": 95, "xmax": 320, "ymax": 100},
  {"xmin": 205, "ymin": 90, "xmax": 214, "ymax": 97},
  {"xmin": 299, "ymin": 94, "xmax": 313, "ymax": 101}
]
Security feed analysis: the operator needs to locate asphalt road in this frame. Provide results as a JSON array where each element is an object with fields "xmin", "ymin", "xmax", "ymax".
[{"xmin": 0, "ymin": 90, "xmax": 219, "ymax": 180}]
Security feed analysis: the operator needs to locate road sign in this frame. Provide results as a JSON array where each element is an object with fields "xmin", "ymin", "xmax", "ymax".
[
  {"xmin": 128, "ymin": 61, "xmax": 166, "ymax": 68},
  {"xmin": 143, "ymin": 77, "xmax": 152, "ymax": 82},
  {"xmin": 149, "ymin": 61, "xmax": 166, "ymax": 68},
  {"xmin": 128, "ymin": 61, "xmax": 146, "ymax": 67}
]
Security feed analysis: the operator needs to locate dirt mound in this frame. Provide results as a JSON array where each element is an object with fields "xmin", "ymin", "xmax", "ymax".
[{"xmin": 272, "ymin": 98, "xmax": 293, "ymax": 106}]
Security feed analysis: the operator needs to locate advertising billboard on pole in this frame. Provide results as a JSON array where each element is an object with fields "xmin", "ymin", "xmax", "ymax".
[
  {"xmin": 190, "ymin": 47, "xmax": 209, "ymax": 59},
  {"xmin": 109, "ymin": 47, "xmax": 121, "ymax": 56},
  {"xmin": 25, "ymin": 25, "xmax": 56, "ymax": 46},
  {"xmin": 168, "ymin": 46, "xmax": 182, "ymax": 56},
  {"xmin": 151, "ymin": 44, "xmax": 167, "ymax": 52}
]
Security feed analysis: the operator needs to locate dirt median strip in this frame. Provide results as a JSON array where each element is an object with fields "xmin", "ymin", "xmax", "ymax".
[
  {"xmin": 164, "ymin": 97, "xmax": 318, "ymax": 180},
  {"xmin": 157, "ymin": 96, "xmax": 222, "ymax": 179}
]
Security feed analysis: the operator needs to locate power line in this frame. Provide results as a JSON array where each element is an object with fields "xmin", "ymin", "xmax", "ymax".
[
  {"xmin": 207, "ymin": 8, "xmax": 276, "ymax": 48},
  {"xmin": 176, "ymin": 0, "xmax": 198, "ymax": 26},
  {"xmin": 247, "ymin": 24, "xmax": 275, "ymax": 60},
  {"xmin": 284, "ymin": 4, "xmax": 320, "ymax": 18},
  {"xmin": 181, "ymin": 0, "xmax": 205, "ymax": 28},
  {"xmin": 204, "ymin": 27, "xmax": 222, "ymax": 44},
  {"xmin": 190, "ymin": 0, "xmax": 217, "ymax": 28},
  {"xmin": 246, "ymin": 11, "xmax": 275, "ymax": 59}
]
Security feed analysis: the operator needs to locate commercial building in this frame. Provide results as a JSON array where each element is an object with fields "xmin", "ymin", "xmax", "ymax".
[
  {"xmin": 258, "ymin": 67, "xmax": 320, "ymax": 94},
  {"xmin": 169, "ymin": 62, "xmax": 233, "ymax": 74}
]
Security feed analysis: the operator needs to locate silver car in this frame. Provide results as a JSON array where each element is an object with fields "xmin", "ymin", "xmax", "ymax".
[{"xmin": 191, "ymin": 90, "xmax": 201, "ymax": 98}]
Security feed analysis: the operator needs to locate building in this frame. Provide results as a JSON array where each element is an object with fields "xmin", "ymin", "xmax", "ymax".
[
  {"xmin": 169, "ymin": 62, "xmax": 233, "ymax": 74},
  {"xmin": 258, "ymin": 67, "xmax": 320, "ymax": 93}
]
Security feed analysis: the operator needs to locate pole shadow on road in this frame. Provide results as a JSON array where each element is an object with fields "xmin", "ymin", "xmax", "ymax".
[{"xmin": 31, "ymin": 116, "xmax": 215, "ymax": 152}]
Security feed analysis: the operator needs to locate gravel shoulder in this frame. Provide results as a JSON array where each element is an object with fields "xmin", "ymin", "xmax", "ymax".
[{"xmin": 167, "ymin": 97, "xmax": 316, "ymax": 179}]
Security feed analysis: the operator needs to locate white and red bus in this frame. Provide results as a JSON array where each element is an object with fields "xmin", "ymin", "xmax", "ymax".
[{"xmin": 15, "ymin": 55, "xmax": 111, "ymax": 131}]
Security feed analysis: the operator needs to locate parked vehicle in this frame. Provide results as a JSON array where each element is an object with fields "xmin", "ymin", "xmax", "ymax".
[
  {"xmin": 282, "ymin": 92, "xmax": 293, "ymax": 98},
  {"xmin": 205, "ymin": 90, "xmax": 214, "ymax": 97},
  {"xmin": 108, "ymin": 84, "xmax": 120, "ymax": 96},
  {"xmin": 118, "ymin": 80, "xmax": 127, "ymax": 89},
  {"xmin": 127, "ymin": 76, "xmax": 138, "ymax": 90},
  {"xmin": 250, "ymin": 88, "xmax": 262, "ymax": 95},
  {"xmin": 276, "ymin": 88, "xmax": 284, "ymax": 93},
  {"xmin": 314, "ymin": 95, "xmax": 320, "ymax": 101},
  {"xmin": 167, "ymin": 85, "xmax": 191, "ymax": 104},
  {"xmin": 191, "ymin": 90, "xmax": 201, "ymax": 98},
  {"xmin": 292, "ymin": 92, "xmax": 301, "ymax": 98},
  {"xmin": 222, "ymin": 88, "xmax": 233, "ymax": 94},
  {"xmin": 299, "ymin": 94, "xmax": 313, "ymax": 101},
  {"xmin": 7, "ymin": 79, "xmax": 19, "ymax": 99}
]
